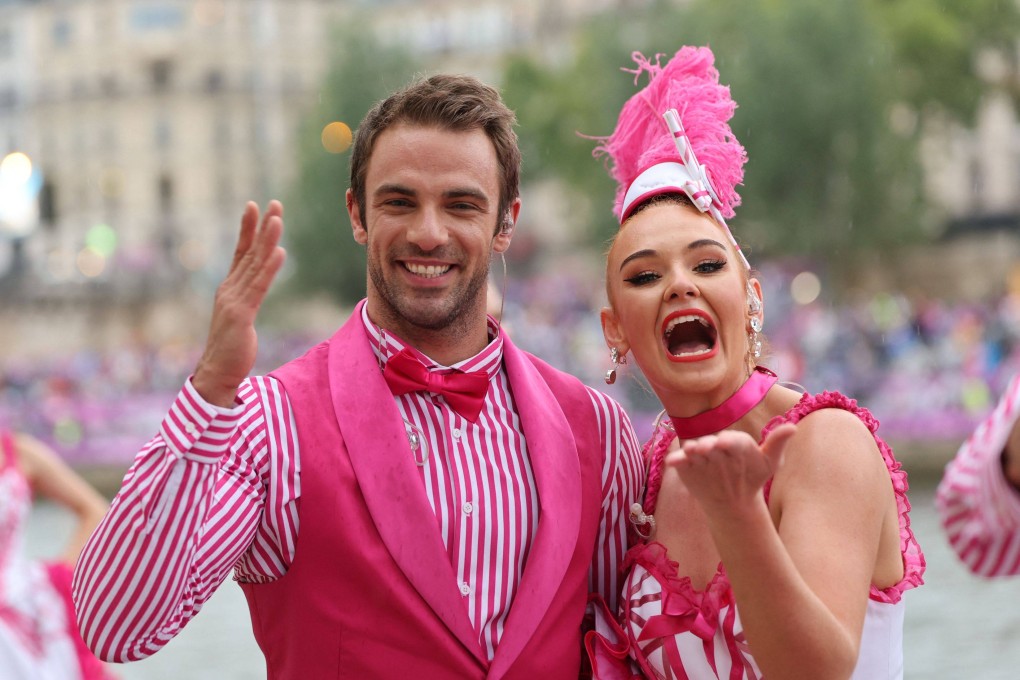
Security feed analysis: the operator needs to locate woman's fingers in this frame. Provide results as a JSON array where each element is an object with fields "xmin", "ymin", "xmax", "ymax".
[{"xmin": 761, "ymin": 423, "xmax": 797, "ymax": 473}]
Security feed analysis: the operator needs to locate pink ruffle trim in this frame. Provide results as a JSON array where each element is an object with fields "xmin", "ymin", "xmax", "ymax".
[
  {"xmin": 761, "ymin": 391, "xmax": 926, "ymax": 603},
  {"xmin": 625, "ymin": 540, "xmax": 732, "ymax": 604}
]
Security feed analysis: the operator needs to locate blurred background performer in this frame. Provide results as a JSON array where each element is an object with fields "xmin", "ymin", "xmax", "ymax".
[
  {"xmin": 0, "ymin": 430, "xmax": 111, "ymax": 680},
  {"xmin": 938, "ymin": 373, "xmax": 1020, "ymax": 577}
]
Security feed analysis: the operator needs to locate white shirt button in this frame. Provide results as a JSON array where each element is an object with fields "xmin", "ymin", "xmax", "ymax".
[
  {"xmin": 462, "ymin": 502, "xmax": 473, "ymax": 515},
  {"xmin": 185, "ymin": 423, "xmax": 198, "ymax": 436},
  {"xmin": 452, "ymin": 429, "xmax": 462, "ymax": 440},
  {"xmin": 459, "ymin": 582, "xmax": 471, "ymax": 596}
]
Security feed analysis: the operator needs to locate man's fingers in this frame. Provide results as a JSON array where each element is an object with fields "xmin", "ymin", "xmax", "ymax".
[
  {"xmin": 228, "ymin": 200, "xmax": 283, "ymax": 276},
  {"xmin": 229, "ymin": 202, "xmax": 260, "ymax": 273},
  {"xmin": 229, "ymin": 206, "xmax": 284, "ymax": 291},
  {"xmin": 264, "ymin": 199, "xmax": 283, "ymax": 221}
]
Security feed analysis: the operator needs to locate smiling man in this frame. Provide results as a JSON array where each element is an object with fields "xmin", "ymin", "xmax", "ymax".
[{"xmin": 72, "ymin": 74, "xmax": 643, "ymax": 680}]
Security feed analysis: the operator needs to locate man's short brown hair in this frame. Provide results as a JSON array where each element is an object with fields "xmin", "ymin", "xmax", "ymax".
[{"xmin": 350, "ymin": 74, "xmax": 521, "ymax": 232}]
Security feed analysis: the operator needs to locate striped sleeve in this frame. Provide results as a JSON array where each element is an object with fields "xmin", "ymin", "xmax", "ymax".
[
  {"xmin": 72, "ymin": 375, "xmax": 300, "ymax": 662},
  {"xmin": 936, "ymin": 374, "xmax": 1020, "ymax": 577},
  {"xmin": 586, "ymin": 388, "xmax": 644, "ymax": 611}
]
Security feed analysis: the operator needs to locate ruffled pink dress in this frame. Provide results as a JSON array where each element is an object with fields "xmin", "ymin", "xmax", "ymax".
[
  {"xmin": 0, "ymin": 431, "xmax": 111, "ymax": 680},
  {"xmin": 586, "ymin": 392, "xmax": 925, "ymax": 680}
]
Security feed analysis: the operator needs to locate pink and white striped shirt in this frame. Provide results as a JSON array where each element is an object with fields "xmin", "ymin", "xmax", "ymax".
[
  {"xmin": 73, "ymin": 311, "xmax": 643, "ymax": 663},
  {"xmin": 937, "ymin": 373, "xmax": 1020, "ymax": 577}
]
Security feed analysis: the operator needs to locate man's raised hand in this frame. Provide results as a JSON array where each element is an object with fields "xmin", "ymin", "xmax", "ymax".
[{"xmin": 192, "ymin": 201, "xmax": 286, "ymax": 407}]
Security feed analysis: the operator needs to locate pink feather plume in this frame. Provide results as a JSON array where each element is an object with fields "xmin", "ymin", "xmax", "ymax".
[{"xmin": 596, "ymin": 46, "xmax": 746, "ymax": 220}]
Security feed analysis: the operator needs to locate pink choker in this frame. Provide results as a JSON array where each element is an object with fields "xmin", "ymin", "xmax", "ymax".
[{"xmin": 669, "ymin": 366, "xmax": 778, "ymax": 439}]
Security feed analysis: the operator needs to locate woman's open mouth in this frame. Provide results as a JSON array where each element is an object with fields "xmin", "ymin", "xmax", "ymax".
[{"xmin": 662, "ymin": 310, "xmax": 719, "ymax": 362}]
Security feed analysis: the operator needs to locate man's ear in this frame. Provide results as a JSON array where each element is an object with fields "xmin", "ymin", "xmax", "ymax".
[
  {"xmin": 347, "ymin": 189, "xmax": 367, "ymax": 245},
  {"xmin": 492, "ymin": 198, "xmax": 521, "ymax": 254}
]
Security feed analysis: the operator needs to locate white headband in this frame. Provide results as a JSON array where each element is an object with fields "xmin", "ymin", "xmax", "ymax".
[{"xmin": 618, "ymin": 110, "xmax": 751, "ymax": 270}]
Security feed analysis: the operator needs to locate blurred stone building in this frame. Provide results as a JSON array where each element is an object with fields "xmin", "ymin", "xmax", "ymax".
[
  {"xmin": 0, "ymin": 0, "xmax": 1018, "ymax": 354},
  {"xmin": 0, "ymin": 0, "xmax": 359, "ymax": 355},
  {"xmin": 0, "ymin": 0, "xmax": 636, "ymax": 355}
]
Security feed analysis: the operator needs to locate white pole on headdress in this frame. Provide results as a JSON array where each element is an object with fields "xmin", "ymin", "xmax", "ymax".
[{"xmin": 663, "ymin": 109, "xmax": 751, "ymax": 271}]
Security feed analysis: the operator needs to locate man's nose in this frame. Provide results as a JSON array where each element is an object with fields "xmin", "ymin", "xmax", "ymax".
[{"xmin": 406, "ymin": 208, "xmax": 449, "ymax": 251}]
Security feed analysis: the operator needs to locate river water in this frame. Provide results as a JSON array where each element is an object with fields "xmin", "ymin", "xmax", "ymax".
[{"xmin": 25, "ymin": 477, "xmax": 1020, "ymax": 679}]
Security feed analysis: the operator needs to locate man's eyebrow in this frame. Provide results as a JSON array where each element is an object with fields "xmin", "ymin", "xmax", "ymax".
[
  {"xmin": 372, "ymin": 185, "xmax": 490, "ymax": 205},
  {"xmin": 373, "ymin": 183, "xmax": 416, "ymax": 197},
  {"xmin": 444, "ymin": 188, "xmax": 490, "ymax": 204}
]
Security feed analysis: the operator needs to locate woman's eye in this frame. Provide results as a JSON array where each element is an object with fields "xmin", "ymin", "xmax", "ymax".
[
  {"xmin": 623, "ymin": 271, "xmax": 659, "ymax": 286},
  {"xmin": 694, "ymin": 259, "xmax": 726, "ymax": 274}
]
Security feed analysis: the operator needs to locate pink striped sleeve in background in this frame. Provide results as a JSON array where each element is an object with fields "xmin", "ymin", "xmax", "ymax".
[
  {"xmin": 72, "ymin": 376, "xmax": 300, "ymax": 661},
  {"xmin": 936, "ymin": 373, "xmax": 1020, "ymax": 577}
]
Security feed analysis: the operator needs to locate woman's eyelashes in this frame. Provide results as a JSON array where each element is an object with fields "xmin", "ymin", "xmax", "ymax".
[
  {"xmin": 622, "ymin": 259, "xmax": 727, "ymax": 286},
  {"xmin": 693, "ymin": 258, "xmax": 727, "ymax": 274},
  {"xmin": 623, "ymin": 270, "xmax": 660, "ymax": 286}
]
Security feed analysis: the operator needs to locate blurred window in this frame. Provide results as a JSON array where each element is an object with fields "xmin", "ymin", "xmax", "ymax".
[
  {"xmin": 150, "ymin": 59, "xmax": 173, "ymax": 91},
  {"xmin": 39, "ymin": 181, "xmax": 58, "ymax": 229},
  {"xmin": 100, "ymin": 124, "xmax": 118, "ymax": 153},
  {"xmin": 53, "ymin": 17, "xmax": 72, "ymax": 47},
  {"xmin": 129, "ymin": 3, "xmax": 186, "ymax": 31},
  {"xmin": 204, "ymin": 69, "xmax": 224, "ymax": 93},
  {"xmin": 154, "ymin": 117, "xmax": 172, "ymax": 149},
  {"xmin": 212, "ymin": 115, "xmax": 231, "ymax": 149},
  {"xmin": 0, "ymin": 26, "xmax": 12, "ymax": 59},
  {"xmin": 0, "ymin": 87, "xmax": 15, "ymax": 111},
  {"xmin": 158, "ymin": 173, "xmax": 174, "ymax": 214},
  {"xmin": 71, "ymin": 78, "xmax": 87, "ymax": 99},
  {"xmin": 100, "ymin": 74, "xmax": 119, "ymax": 97},
  {"xmin": 970, "ymin": 157, "xmax": 985, "ymax": 210}
]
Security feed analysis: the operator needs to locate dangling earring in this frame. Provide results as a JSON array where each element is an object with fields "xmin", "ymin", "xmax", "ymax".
[
  {"xmin": 605, "ymin": 347, "xmax": 626, "ymax": 385},
  {"xmin": 746, "ymin": 282, "xmax": 762, "ymax": 315},
  {"xmin": 748, "ymin": 317, "xmax": 763, "ymax": 359},
  {"xmin": 746, "ymin": 282, "xmax": 763, "ymax": 361}
]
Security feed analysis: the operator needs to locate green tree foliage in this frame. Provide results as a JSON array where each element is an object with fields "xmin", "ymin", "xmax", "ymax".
[
  {"xmin": 868, "ymin": 0, "xmax": 1020, "ymax": 121},
  {"xmin": 283, "ymin": 19, "xmax": 419, "ymax": 304},
  {"xmin": 655, "ymin": 0, "xmax": 921, "ymax": 263},
  {"xmin": 503, "ymin": 0, "xmax": 1020, "ymax": 270},
  {"xmin": 502, "ymin": 14, "xmax": 647, "ymax": 245}
]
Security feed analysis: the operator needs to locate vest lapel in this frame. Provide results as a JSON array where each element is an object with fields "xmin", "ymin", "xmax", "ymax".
[
  {"xmin": 488, "ymin": 336, "xmax": 583, "ymax": 677},
  {"xmin": 327, "ymin": 308, "xmax": 485, "ymax": 664}
]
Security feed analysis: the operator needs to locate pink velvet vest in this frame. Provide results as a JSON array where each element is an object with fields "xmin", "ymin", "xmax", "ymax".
[{"xmin": 241, "ymin": 311, "xmax": 604, "ymax": 679}]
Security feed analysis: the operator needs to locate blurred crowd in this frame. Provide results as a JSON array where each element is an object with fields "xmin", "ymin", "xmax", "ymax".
[{"xmin": 3, "ymin": 261, "xmax": 1018, "ymax": 465}]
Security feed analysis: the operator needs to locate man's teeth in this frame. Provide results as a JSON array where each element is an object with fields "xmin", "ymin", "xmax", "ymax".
[{"xmin": 406, "ymin": 263, "xmax": 451, "ymax": 278}]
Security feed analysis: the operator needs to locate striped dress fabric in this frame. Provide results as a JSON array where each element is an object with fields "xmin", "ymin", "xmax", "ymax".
[
  {"xmin": 937, "ymin": 373, "xmax": 1020, "ymax": 577},
  {"xmin": 72, "ymin": 312, "xmax": 643, "ymax": 663},
  {"xmin": 591, "ymin": 391, "xmax": 924, "ymax": 680}
]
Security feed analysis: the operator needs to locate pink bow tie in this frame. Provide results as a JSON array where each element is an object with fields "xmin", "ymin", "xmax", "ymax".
[{"xmin": 383, "ymin": 348, "xmax": 490, "ymax": 423}]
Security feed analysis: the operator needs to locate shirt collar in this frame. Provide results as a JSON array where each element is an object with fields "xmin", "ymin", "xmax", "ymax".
[{"xmin": 360, "ymin": 302, "xmax": 504, "ymax": 380}]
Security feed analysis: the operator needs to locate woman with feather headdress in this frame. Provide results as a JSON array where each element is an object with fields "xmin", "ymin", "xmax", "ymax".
[{"xmin": 585, "ymin": 47, "xmax": 925, "ymax": 680}]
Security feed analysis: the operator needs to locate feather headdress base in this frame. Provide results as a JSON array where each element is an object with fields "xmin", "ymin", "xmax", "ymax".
[{"xmin": 596, "ymin": 47, "xmax": 748, "ymax": 268}]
